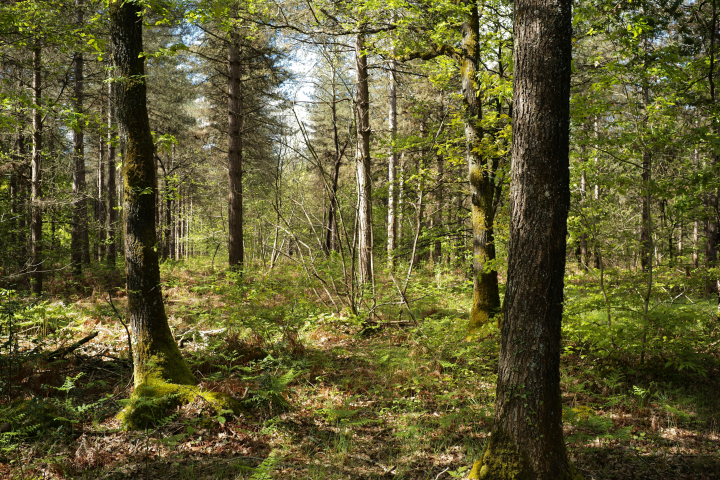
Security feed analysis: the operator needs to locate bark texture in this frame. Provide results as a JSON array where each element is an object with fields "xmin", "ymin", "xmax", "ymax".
[
  {"xmin": 464, "ymin": 2, "xmax": 500, "ymax": 331},
  {"xmin": 387, "ymin": 58, "xmax": 398, "ymax": 267},
  {"xmin": 471, "ymin": 0, "xmax": 580, "ymax": 478},
  {"xmin": 30, "ymin": 46, "xmax": 42, "ymax": 294},
  {"xmin": 228, "ymin": 34, "xmax": 244, "ymax": 269},
  {"xmin": 355, "ymin": 32, "xmax": 373, "ymax": 285},
  {"xmin": 109, "ymin": 0, "xmax": 194, "ymax": 391},
  {"xmin": 106, "ymin": 80, "xmax": 117, "ymax": 267},
  {"xmin": 71, "ymin": 0, "xmax": 88, "ymax": 274}
]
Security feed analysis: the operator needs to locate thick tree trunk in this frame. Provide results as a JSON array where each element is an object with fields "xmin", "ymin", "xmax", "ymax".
[
  {"xmin": 71, "ymin": 0, "xmax": 88, "ymax": 273},
  {"xmin": 387, "ymin": 59, "xmax": 398, "ymax": 267},
  {"xmin": 464, "ymin": 2, "xmax": 500, "ymax": 330},
  {"xmin": 30, "ymin": 47, "xmax": 42, "ymax": 294},
  {"xmin": 471, "ymin": 0, "xmax": 579, "ymax": 478},
  {"xmin": 109, "ymin": 0, "xmax": 194, "ymax": 387},
  {"xmin": 355, "ymin": 32, "xmax": 373, "ymax": 285},
  {"xmin": 107, "ymin": 80, "xmax": 117, "ymax": 268},
  {"xmin": 228, "ymin": 34, "xmax": 244, "ymax": 270}
]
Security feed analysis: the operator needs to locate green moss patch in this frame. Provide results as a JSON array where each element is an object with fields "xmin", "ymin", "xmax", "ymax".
[{"xmin": 117, "ymin": 377, "xmax": 240, "ymax": 430}]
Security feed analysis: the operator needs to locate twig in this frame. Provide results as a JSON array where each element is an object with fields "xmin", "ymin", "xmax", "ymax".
[
  {"xmin": 434, "ymin": 466, "xmax": 450, "ymax": 480},
  {"xmin": 106, "ymin": 293, "xmax": 134, "ymax": 376}
]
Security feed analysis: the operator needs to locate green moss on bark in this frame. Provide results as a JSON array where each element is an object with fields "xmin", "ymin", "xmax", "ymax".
[
  {"xmin": 469, "ymin": 429, "xmax": 582, "ymax": 480},
  {"xmin": 117, "ymin": 376, "xmax": 240, "ymax": 430},
  {"xmin": 117, "ymin": 356, "xmax": 238, "ymax": 430}
]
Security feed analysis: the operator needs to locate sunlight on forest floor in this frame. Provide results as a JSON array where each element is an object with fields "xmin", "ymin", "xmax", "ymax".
[{"xmin": 1, "ymin": 258, "xmax": 719, "ymax": 479}]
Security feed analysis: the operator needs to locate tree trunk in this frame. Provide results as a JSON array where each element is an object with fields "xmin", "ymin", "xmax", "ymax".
[
  {"xmin": 228, "ymin": 34, "xmax": 244, "ymax": 270},
  {"xmin": 325, "ymin": 74, "xmax": 342, "ymax": 254},
  {"xmin": 355, "ymin": 32, "xmax": 373, "ymax": 285},
  {"xmin": 98, "ymin": 96, "xmax": 107, "ymax": 263},
  {"xmin": 107, "ymin": 80, "xmax": 117, "ymax": 268},
  {"xmin": 30, "ymin": 46, "xmax": 42, "ymax": 294},
  {"xmin": 71, "ymin": 0, "xmax": 88, "ymax": 273},
  {"xmin": 387, "ymin": 58, "xmax": 398, "ymax": 267},
  {"xmin": 434, "ymin": 150, "xmax": 444, "ymax": 264},
  {"xmin": 693, "ymin": 146, "xmax": 699, "ymax": 269},
  {"xmin": 464, "ymin": 2, "xmax": 500, "ymax": 330},
  {"xmin": 470, "ymin": 0, "xmax": 579, "ymax": 478},
  {"xmin": 109, "ymin": 0, "xmax": 194, "ymax": 387}
]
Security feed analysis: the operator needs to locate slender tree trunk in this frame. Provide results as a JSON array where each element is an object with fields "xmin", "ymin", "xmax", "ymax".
[
  {"xmin": 413, "ymin": 150, "xmax": 426, "ymax": 266},
  {"xmin": 106, "ymin": 80, "xmax": 117, "ymax": 268},
  {"xmin": 355, "ymin": 32, "xmax": 373, "ymax": 285},
  {"xmin": 228, "ymin": 34, "xmax": 244, "ymax": 270},
  {"xmin": 387, "ymin": 58, "xmax": 398, "ymax": 267},
  {"xmin": 109, "ymin": 0, "xmax": 194, "ymax": 387},
  {"xmin": 640, "ymin": 147, "xmax": 652, "ymax": 272},
  {"xmin": 579, "ymin": 139, "xmax": 588, "ymax": 271},
  {"xmin": 98, "ymin": 97, "xmax": 107, "ymax": 263},
  {"xmin": 30, "ymin": 46, "xmax": 42, "ymax": 294},
  {"xmin": 397, "ymin": 152, "xmax": 405, "ymax": 245},
  {"xmin": 434, "ymin": 150, "xmax": 444, "ymax": 263},
  {"xmin": 464, "ymin": 1, "xmax": 500, "ymax": 330},
  {"xmin": 71, "ymin": 0, "xmax": 88, "ymax": 273},
  {"xmin": 693, "ymin": 146, "xmax": 699, "ymax": 270},
  {"xmin": 707, "ymin": 0, "xmax": 719, "ymax": 295},
  {"xmin": 325, "ymin": 76, "xmax": 342, "ymax": 254},
  {"xmin": 471, "ymin": 0, "xmax": 579, "ymax": 478},
  {"xmin": 17, "ymin": 131, "xmax": 27, "ymax": 273}
]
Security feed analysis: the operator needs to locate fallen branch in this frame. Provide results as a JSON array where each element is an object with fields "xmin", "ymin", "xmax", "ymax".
[{"xmin": 45, "ymin": 331, "xmax": 98, "ymax": 361}]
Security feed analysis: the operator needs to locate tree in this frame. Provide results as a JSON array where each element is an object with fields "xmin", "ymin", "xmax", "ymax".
[
  {"xmin": 469, "ymin": 0, "xmax": 580, "ymax": 478},
  {"xmin": 108, "ymin": 0, "xmax": 194, "ymax": 393},
  {"xmin": 71, "ymin": 0, "xmax": 89, "ymax": 274},
  {"xmin": 30, "ymin": 46, "xmax": 42, "ymax": 294},
  {"xmin": 227, "ymin": 30, "xmax": 244, "ymax": 269}
]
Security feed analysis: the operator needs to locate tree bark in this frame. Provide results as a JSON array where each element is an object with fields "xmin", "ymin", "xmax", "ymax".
[
  {"xmin": 464, "ymin": 1, "xmax": 500, "ymax": 330},
  {"xmin": 98, "ymin": 95, "xmax": 107, "ymax": 263},
  {"xmin": 71, "ymin": 0, "xmax": 88, "ymax": 274},
  {"xmin": 106, "ymin": 80, "xmax": 117, "ymax": 268},
  {"xmin": 470, "ymin": 0, "xmax": 579, "ymax": 478},
  {"xmin": 325, "ymin": 70, "xmax": 342, "ymax": 254},
  {"xmin": 355, "ymin": 32, "xmax": 373, "ymax": 285},
  {"xmin": 30, "ymin": 46, "xmax": 42, "ymax": 294},
  {"xmin": 387, "ymin": 58, "xmax": 398, "ymax": 267},
  {"xmin": 109, "ymin": 0, "xmax": 194, "ymax": 387},
  {"xmin": 228, "ymin": 33, "xmax": 244, "ymax": 270}
]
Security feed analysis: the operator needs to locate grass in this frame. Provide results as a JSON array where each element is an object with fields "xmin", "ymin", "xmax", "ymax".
[{"xmin": 0, "ymin": 257, "xmax": 719, "ymax": 479}]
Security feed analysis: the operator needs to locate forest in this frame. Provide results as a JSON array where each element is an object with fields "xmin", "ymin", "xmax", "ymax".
[{"xmin": 0, "ymin": 0, "xmax": 719, "ymax": 478}]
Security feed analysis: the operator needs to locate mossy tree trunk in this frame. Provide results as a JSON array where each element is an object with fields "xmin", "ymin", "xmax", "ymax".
[
  {"xmin": 109, "ymin": 0, "xmax": 194, "ymax": 388},
  {"xmin": 463, "ymin": 1, "xmax": 501, "ymax": 331},
  {"xmin": 471, "ymin": 0, "xmax": 579, "ymax": 478}
]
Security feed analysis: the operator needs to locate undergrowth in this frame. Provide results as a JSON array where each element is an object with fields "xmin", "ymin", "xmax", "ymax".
[{"xmin": 0, "ymin": 258, "xmax": 718, "ymax": 479}]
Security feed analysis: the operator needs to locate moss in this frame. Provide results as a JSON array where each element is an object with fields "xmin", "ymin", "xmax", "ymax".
[
  {"xmin": 118, "ymin": 356, "xmax": 238, "ymax": 430},
  {"xmin": 470, "ymin": 429, "xmax": 533, "ymax": 479},
  {"xmin": 117, "ymin": 376, "xmax": 240, "ymax": 430},
  {"xmin": 469, "ymin": 429, "xmax": 583, "ymax": 480},
  {"xmin": 468, "ymin": 303, "xmax": 490, "ymax": 332}
]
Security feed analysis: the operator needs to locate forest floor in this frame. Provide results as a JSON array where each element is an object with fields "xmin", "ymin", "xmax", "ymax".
[{"xmin": 1, "ymin": 258, "xmax": 719, "ymax": 479}]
